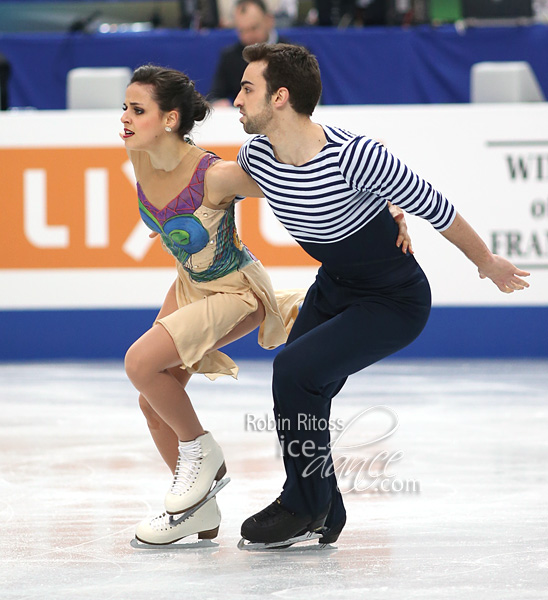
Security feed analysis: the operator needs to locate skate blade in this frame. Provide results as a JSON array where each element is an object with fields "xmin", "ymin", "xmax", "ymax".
[
  {"xmin": 166, "ymin": 476, "xmax": 231, "ymax": 517},
  {"xmin": 130, "ymin": 538, "xmax": 217, "ymax": 551},
  {"xmin": 237, "ymin": 531, "xmax": 333, "ymax": 552}
]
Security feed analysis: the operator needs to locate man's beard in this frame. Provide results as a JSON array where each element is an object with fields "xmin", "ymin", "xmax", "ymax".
[{"xmin": 242, "ymin": 102, "xmax": 273, "ymax": 134}]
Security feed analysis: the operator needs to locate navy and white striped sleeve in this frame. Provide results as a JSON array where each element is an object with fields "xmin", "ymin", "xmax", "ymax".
[
  {"xmin": 339, "ymin": 136, "xmax": 456, "ymax": 231},
  {"xmin": 234, "ymin": 138, "xmax": 255, "ymax": 201},
  {"xmin": 237, "ymin": 138, "xmax": 253, "ymax": 177}
]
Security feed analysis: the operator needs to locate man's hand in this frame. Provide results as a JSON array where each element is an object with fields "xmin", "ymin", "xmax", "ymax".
[
  {"xmin": 441, "ymin": 212, "xmax": 530, "ymax": 293},
  {"xmin": 388, "ymin": 203, "xmax": 413, "ymax": 255},
  {"xmin": 478, "ymin": 255, "xmax": 530, "ymax": 293}
]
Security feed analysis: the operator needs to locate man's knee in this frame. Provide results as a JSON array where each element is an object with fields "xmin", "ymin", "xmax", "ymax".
[
  {"xmin": 273, "ymin": 346, "xmax": 314, "ymax": 391},
  {"xmin": 273, "ymin": 346, "xmax": 297, "ymax": 379}
]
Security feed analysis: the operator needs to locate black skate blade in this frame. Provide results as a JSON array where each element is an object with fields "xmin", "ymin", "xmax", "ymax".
[
  {"xmin": 166, "ymin": 477, "xmax": 231, "ymax": 517},
  {"xmin": 237, "ymin": 531, "xmax": 335, "ymax": 552},
  {"xmin": 130, "ymin": 537, "xmax": 217, "ymax": 551}
]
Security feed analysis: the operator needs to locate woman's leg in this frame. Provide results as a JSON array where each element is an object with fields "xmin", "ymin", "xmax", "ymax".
[
  {"xmin": 128, "ymin": 281, "xmax": 265, "ymax": 471},
  {"xmin": 130, "ymin": 281, "xmax": 197, "ymax": 473},
  {"xmin": 138, "ymin": 385, "xmax": 186, "ymax": 474},
  {"xmin": 126, "ymin": 324, "xmax": 203, "ymax": 442}
]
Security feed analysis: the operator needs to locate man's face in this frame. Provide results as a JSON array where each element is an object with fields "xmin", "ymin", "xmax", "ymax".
[
  {"xmin": 234, "ymin": 61, "xmax": 274, "ymax": 134},
  {"xmin": 234, "ymin": 4, "xmax": 273, "ymax": 46}
]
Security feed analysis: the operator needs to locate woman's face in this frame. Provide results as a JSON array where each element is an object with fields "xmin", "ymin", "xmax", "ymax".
[{"xmin": 120, "ymin": 82, "xmax": 167, "ymax": 149}]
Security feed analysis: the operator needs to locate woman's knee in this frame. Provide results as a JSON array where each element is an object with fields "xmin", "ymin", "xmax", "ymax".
[{"xmin": 125, "ymin": 341, "xmax": 149, "ymax": 388}]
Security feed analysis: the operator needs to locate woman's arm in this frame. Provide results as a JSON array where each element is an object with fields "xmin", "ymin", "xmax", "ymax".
[
  {"xmin": 441, "ymin": 212, "xmax": 530, "ymax": 293},
  {"xmin": 205, "ymin": 160, "xmax": 263, "ymax": 206}
]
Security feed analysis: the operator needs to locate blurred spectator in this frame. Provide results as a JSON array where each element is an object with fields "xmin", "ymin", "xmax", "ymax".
[
  {"xmin": 209, "ymin": 0, "xmax": 291, "ymax": 106},
  {"xmin": 312, "ymin": 0, "xmax": 388, "ymax": 26},
  {"xmin": 0, "ymin": 53, "xmax": 10, "ymax": 110},
  {"xmin": 356, "ymin": 0, "xmax": 389, "ymax": 25},
  {"xmin": 179, "ymin": 0, "xmax": 220, "ymax": 28}
]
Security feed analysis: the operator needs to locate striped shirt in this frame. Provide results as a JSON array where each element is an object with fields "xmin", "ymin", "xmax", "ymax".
[{"xmin": 237, "ymin": 125, "xmax": 456, "ymax": 244}]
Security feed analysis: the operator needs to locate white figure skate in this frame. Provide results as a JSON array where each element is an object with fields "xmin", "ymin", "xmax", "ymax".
[
  {"xmin": 165, "ymin": 431, "xmax": 227, "ymax": 515},
  {"xmin": 132, "ymin": 477, "xmax": 230, "ymax": 548},
  {"xmin": 133, "ymin": 497, "xmax": 222, "ymax": 547}
]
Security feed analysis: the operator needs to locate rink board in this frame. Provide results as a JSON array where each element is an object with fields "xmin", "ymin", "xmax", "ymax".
[
  {"xmin": 0, "ymin": 306, "xmax": 546, "ymax": 360},
  {"xmin": 0, "ymin": 106, "xmax": 547, "ymax": 359}
]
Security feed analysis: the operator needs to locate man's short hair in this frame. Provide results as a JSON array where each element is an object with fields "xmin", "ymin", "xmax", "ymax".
[{"xmin": 242, "ymin": 43, "xmax": 322, "ymax": 116}]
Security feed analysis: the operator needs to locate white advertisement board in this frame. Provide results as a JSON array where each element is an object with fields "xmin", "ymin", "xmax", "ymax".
[{"xmin": 1, "ymin": 104, "xmax": 546, "ymax": 310}]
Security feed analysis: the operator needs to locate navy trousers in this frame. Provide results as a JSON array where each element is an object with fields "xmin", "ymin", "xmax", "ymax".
[{"xmin": 272, "ymin": 251, "xmax": 432, "ymax": 529}]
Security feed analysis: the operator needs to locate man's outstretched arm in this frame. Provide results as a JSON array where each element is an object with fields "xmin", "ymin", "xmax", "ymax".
[{"xmin": 440, "ymin": 212, "xmax": 530, "ymax": 293}]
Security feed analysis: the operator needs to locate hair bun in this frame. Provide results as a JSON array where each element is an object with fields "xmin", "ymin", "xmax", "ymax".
[
  {"xmin": 130, "ymin": 64, "xmax": 211, "ymax": 138},
  {"xmin": 193, "ymin": 94, "xmax": 210, "ymax": 123}
]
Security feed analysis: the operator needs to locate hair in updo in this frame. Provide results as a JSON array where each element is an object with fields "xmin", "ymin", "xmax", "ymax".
[{"xmin": 130, "ymin": 64, "xmax": 210, "ymax": 139}]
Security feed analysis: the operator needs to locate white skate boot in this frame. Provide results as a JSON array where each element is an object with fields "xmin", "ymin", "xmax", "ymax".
[
  {"xmin": 134, "ymin": 496, "xmax": 221, "ymax": 546},
  {"xmin": 165, "ymin": 431, "xmax": 227, "ymax": 515}
]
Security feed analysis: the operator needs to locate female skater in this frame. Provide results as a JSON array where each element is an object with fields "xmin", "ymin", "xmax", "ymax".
[{"xmin": 121, "ymin": 64, "xmax": 414, "ymax": 545}]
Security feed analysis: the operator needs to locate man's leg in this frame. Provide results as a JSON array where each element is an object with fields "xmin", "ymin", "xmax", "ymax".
[
  {"xmin": 273, "ymin": 292, "xmax": 430, "ymax": 522},
  {"xmin": 274, "ymin": 282, "xmax": 348, "ymax": 533}
]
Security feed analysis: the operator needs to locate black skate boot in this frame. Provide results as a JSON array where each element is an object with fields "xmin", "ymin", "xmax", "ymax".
[
  {"xmin": 319, "ymin": 515, "xmax": 346, "ymax": 544},
  {"xmin": 238, "ymin": 498, "xmax": 328, "ymax": 550},
  {"xmin": 318, "ymin": 493, "xmax": 347, "ymax": 544}
]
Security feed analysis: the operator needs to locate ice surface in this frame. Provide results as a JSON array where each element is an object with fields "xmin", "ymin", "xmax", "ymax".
[{"xmin": 1, "ymin": 359, "xmax": 547, "ymax": 599}]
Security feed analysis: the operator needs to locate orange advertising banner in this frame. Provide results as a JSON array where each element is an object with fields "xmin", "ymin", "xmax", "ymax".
[{"xmin": 0, "ymin": 145, "xmax": 318, "ymax": 269}]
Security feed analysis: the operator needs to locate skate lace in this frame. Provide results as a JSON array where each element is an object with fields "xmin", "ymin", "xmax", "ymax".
[
  {"xmin": 149, "ymin": 512, "xmax": 192, "ymax": 531},
  {"xmin": 256, "ymin": 498, "xmax": 291, "ymax": 522},
  {"xmin": 170, "ymin": 440, "xmax": 202, "ymax": 495},
  {"xmin": 150, "ymin": 512, "xmax": 171, "ymax": 529}
]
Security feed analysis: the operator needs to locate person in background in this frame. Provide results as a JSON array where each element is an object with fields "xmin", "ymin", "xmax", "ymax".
[
  {"xmin": 209, "ymin": 0, "xmax": 290, "ymax": 106},
  {"xmin": 311, "ymin": 0, "xmax": 388, "ymax": 27},
  {"xmin": 0, "ymin": 52, "xmax": 10, "ymax": 110}
]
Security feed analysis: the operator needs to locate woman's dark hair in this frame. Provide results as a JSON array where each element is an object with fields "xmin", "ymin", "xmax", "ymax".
[
  {"xmin": 242, "ymin": 43, "xmax": 322, "ymax": 116},
  {"xmin": 130, "ymin": 64, "xmax": 211, "ymax": 139}
]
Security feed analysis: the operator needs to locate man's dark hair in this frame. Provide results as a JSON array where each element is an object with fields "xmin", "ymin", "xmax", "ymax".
[{"xmin": 242, "ymin": 43, "xmax": 322, "ymax": 116}]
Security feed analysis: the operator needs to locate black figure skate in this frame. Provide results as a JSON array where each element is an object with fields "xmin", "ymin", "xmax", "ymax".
[{"xmin": 237, "ymin": 497, "xmax": 341, "ymax": 551}]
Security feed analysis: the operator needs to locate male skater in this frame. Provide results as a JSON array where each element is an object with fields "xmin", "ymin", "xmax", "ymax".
[{"xmin": 234, "ymin": 43, "xmax": 530, "ymax": 547}]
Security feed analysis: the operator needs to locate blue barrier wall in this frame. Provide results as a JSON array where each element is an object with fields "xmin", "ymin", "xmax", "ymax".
[
  {"xmin": 1, "ymin": 24, "xmax": 548, "ymax": 109},
  {"xmin": 1, "ymin": 306, "xmax": 547, "ymax": 361}
]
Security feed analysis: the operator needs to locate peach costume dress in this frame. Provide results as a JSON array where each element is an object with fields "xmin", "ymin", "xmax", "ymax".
[{"xmin": 132, "ymin": 147, "xmax": 305, "ymax": 380}]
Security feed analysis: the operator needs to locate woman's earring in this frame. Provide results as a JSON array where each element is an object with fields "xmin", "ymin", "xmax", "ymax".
[{"xmin": 165, "ymin": 126, "xmax": 172, "ymax": 132}]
